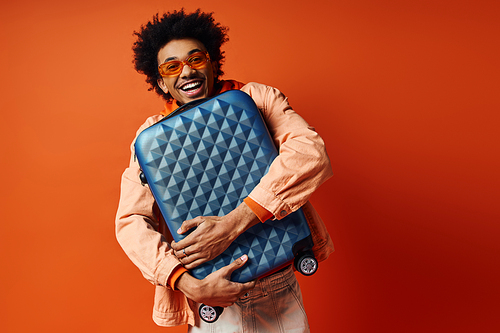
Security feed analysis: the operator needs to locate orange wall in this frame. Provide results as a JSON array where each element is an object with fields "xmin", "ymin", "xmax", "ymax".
[{"xmin": 1, "ymin": 0, "xmax": 499, "ymax": 332}]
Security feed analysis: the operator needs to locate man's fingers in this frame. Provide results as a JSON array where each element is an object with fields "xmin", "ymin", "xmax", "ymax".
[
  {"xmin": 173, "ymin": 247, "xmax": 190, "ymax": 259},
  {"xmin": 222, "ymin": 254, "xmax": 250, "ymax": 275},
  {"xmin": 184, "ymin": 254, "xmax": 250, "ymax": 273},
  {"xmin": 171, "ymin": 240, "xmax": 184, "ymax": 251},
  {"xmin": 183, "ymin": 257, "xmax": 208, "ymax": 270},
  {"xmin": 175, "ymin": 249, "xmax": 201, "ymax": 264},
  {"xmin": 177, "ymin": 216, "xmax": 205, "ymax": 235},
  {"xmin": 171, "ymin": 236, "xmax": 196, "ymax": 251},
  {"xmin": 241, "ymin": 280, "xmax": 257, "ymax": 293}
]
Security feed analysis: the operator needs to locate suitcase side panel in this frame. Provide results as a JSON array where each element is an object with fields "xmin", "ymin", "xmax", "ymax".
[{"xmin": 135, "ymin": 90, "xmax": 313, "ymax": 282}]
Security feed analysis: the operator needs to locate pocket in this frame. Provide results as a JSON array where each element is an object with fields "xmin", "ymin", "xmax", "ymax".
[
  {"xmin": 268, "ymin": 274, "xmax": 310, "ymax": 332},
  {"xmin": 284, "ymin": 274, "xmax": 308, "ymax": 318}
]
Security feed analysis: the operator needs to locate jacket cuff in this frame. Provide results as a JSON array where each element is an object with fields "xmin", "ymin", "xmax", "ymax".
[
  {"xmin": 248, "ymin": 186, "xmax": 293, "ymax": 220},
  {"xmin": 154, "ymin": 255, "xmax": 185, "ymax": 289},
  {"xmin": 243, "ymin": 197, "xmax": 274, "ymax": 222},
  {"xmin": 167, "ymin": 266, "xmax": 189, "ymax": 290}
]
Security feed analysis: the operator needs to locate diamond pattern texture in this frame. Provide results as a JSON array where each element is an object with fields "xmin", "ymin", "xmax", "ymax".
[{"xmin": 135, "ymin": 90, "xmax": 312, "ymax": 283}]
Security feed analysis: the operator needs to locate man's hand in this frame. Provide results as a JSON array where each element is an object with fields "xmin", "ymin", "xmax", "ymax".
[
  {"xmin": 171, "ymin": 202, "xmax": 260, "ymax": 270},
  {"xmin": 175, "ymin": 254, "xmax": 257, "ymax": 307}
]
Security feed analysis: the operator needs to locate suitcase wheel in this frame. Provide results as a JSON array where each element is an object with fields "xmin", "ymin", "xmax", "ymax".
[
  {"xmin": 294, "ymin": 252, "xmax": 318, "ymax": 276},
  {"xmin": 199, "ymin": 304, "xmax": 224, "ymax": 323}
]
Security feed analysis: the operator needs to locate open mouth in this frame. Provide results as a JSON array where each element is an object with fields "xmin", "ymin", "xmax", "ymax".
[{"xmin": 180, "ymin": 81, "xmax": 203, "ymax": 92}]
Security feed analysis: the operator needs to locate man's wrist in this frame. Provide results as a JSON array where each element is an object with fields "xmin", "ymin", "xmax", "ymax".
[
  {"xmin": 231, "ymin": 202, "xmax": 260, "ymax": 235},
  {"xmin": 175, "ymin": 271, "xmax": 201, "ymax": 300}
]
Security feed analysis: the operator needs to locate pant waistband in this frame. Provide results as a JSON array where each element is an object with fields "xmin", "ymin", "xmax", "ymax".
[{"xmin": 237, "ymin": 265, "xmax": 295, "ymax": 303}]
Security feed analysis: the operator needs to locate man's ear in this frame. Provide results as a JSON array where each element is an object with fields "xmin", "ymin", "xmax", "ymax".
[{"xmin": 157, "ymin": 78, "xmax": 168, "ymax": 94}]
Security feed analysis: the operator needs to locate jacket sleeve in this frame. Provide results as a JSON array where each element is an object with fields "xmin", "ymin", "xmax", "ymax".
[
  {"xmin": 242, "ymin": 83, "xmax": 333, "ymax": 220},
  {"xmin": 115, "ymin": 117, "xmax": 183, "ymax": 287}
]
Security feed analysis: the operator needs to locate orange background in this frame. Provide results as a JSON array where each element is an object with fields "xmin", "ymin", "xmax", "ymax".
[{"xmin": 1, "ymin": 0, "xmax": 499, "ymax": 332}]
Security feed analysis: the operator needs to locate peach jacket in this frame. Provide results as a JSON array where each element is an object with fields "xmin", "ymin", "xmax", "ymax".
[{"xmin": 115, "ymin": 82, "xmax": 335, "ymax": 327}]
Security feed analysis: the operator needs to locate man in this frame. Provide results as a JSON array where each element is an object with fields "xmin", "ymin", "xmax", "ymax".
[{"xmin": 116, "ymin": 9, "xmax": 334, "ymax": 332}]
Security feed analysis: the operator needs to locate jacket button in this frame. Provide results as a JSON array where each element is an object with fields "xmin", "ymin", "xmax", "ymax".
[{"xmin": 280, "ymin": 210, "xmax": 287, "ymax": 217}]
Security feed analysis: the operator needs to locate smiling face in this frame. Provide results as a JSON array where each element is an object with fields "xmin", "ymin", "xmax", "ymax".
[{"xmin": 157, "ymin": 38, "xmax": 216, "ymax": 105}]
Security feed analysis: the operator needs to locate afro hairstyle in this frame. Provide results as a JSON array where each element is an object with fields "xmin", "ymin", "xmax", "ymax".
[{"xmin": 132, "ymin": 9, "xmax": 229, "ymax": 101}]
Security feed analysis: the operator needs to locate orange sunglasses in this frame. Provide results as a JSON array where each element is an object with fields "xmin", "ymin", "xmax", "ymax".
[{"xmin": 158, "ymin": 52, "xmax": 211, "ymax": 77}]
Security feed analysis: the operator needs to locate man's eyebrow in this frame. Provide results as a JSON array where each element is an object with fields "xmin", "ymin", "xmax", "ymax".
[{"xmin": 162, "ymin": 48, "xmax": 204, "ymax": 63}]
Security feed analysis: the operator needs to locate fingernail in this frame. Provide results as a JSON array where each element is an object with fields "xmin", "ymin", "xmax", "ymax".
[
  {"xmin": 240, "ymin": 254, "xmax": 248, "ymax": 261},
  {"xmin": 177, "ymin": 228, "xmax": 182, "ymax": 234}
]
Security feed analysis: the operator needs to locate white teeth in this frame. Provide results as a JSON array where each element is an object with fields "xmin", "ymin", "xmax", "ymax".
[{"xmin": 181, "ymin": 82, "xmax": 202, "ymax": 91}]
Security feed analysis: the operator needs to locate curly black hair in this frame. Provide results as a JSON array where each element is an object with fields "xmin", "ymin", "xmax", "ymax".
[{"xmin": 132, "ymin": 9, "xmax": 229, "ymax": 101}]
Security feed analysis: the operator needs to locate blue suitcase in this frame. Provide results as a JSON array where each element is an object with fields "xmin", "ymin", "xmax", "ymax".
[{"xmin": 134, "ymin": 90, "xmax": 317, "ymax": 322}]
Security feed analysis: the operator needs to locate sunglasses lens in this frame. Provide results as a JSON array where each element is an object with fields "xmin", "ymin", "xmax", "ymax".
[
  {"xmin": 160, "ymin": 62, "xmax": 182, "ymax": 76},
  {"xmin": 188, "ymin": 53, "xmax": 207, "ymax": 68}
]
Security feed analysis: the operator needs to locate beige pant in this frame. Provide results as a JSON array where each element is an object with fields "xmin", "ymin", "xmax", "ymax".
[{"xmin": 188, "ymin": 266, "xmax": 310, "ymax": 333}]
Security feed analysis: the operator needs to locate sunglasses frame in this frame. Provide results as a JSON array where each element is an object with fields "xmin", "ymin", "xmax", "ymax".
[{"xmin": 158, "ymin": 51, "xmax": 211, "ymax": 77}]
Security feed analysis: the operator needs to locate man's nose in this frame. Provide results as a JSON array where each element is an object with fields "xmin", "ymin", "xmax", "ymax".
[{"xmin": 179, "ymin": 63, "xmax": 196, "ymax": 77}]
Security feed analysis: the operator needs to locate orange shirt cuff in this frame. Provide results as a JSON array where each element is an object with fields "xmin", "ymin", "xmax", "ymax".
[
  {"xmin": 167, "ymin": 265, "xmax": 188, "ymax": 290},
  {"xmin": 243, "ymin": 197, "xmax": 273, "ymax": 222}
]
